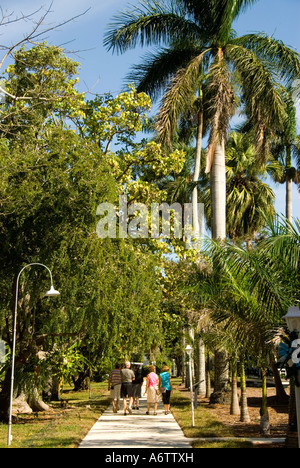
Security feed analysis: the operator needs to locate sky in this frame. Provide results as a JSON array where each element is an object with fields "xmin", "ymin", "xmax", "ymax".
[{"xmin": 1, "ymin": 0, "xmax": 299, "ymax": 220}]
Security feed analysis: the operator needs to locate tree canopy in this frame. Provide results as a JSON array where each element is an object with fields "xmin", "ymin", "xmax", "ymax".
[{"xmin": 0, "ymin": 43, "xmax": 184, "ymax": 416}]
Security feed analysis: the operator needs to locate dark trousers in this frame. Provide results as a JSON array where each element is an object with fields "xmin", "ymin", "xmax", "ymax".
[{"xmin": 162, "ymin": 390, "xmax": 171, "ymax": 405}]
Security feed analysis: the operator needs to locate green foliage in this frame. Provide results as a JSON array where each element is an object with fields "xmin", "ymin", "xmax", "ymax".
[
  {"xmin": 46, "ymin": 342, "xmax": 93, "ymax": 386},
  {"xmin": 2, "ymin": 43, "xmax": 85, "ymax": 134},
  {"xmin": 200, "ymin": 131, "xmax": 276, "ymax": 241},
  {"xmin": 199, "ymin": 217, "xmax": 299, "ymax": 363},
  {"xmin": 0, "ymin": 43, "xmax": 170, "ymax": 402},
  {"xmin": 105, "ymin": 0, "xmax": 300, "ymax": 156}
]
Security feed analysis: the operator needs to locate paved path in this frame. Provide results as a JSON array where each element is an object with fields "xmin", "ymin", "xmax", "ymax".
[{"xmin": 79, "ymin": 397, "xmax": 192, "ymax": 449}]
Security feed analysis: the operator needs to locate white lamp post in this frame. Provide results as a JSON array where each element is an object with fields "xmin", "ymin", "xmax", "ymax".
[
  {"xmin": 284, "ymin": 306, "xmax": 300, "ymax": 449},
  {"xmin": 185, "ymin": 345, "xmax": 195, "ymax": 427},
  {"xmin": 7, "ymin": 263, "xmax": 60, "ymax": 446}
]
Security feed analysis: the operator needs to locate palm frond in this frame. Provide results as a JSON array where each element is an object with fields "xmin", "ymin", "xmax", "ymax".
[
  {"xmin": 204, "ymin": 57, "xmax": 236, "ymax": 173},
  {"xmin": 181, "ymin": 0, "xmax": 260, "ymax": 43},
  {"xmin": 125, "ymin": 44, "xmax": 204, "ymax": 100},
  {"xmin": 260, "ymin": 215, "xmax": 300, "ymax": 271},
  {"xmin": 226, "ymin": 42, "xmax": 287, "ymax": 158},
  {"xmin": 266, "ymin": 159, "xmax": 285, "ymax": 184},
  {"xmin": 213, "ymin": 0, "xmax": 261, "ymax": 42},
  {"xmin": 209, "ymin": 238, "xmax": 290, "ymax": 314},
  {"xmin": 293, "ymin": 135, "xmax": 300, "ymax": 173},
  {"xmin": 104, "ymin": 0, "xmax": 203, "ymax": 53},
  {"xmin": 156, "ymin": 48, "xmax": 209, "ymax": 147},
  {"xmin": 235, "ymin": 33, "xmax": 300, "ymax": 87}
]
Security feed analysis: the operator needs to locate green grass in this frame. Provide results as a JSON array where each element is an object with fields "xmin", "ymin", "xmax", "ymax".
[
  {"xmin": 0, "ymin": 382, "xmax": 111, "ymax": 449},
  {"xmin": 170, "ymin": 380, "xmax": 253, "ymax": 449},
  {"xmin": 0, "ymin": 379, "xmax": 256, "ymax": 448},
  {"xmin": 192, "ymin": 440, "xmax": 253, "ymax": 448}
]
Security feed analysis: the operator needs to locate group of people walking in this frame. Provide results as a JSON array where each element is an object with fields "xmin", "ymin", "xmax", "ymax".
[{"xmin": 108, "ymin": 361, "xmax": 172, "ymax": 416}]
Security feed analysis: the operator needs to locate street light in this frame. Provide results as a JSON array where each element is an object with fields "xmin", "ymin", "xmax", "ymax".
[
  {"xmin": 185, "ymin": 345, "xmax": 195, "ymax": 427},
  {"xmin": 284, "ymin": 306, "xmax": 300, "ymax": 335},
  {"xmin": 7, "ymin": 263, "xmax": 60, "ymax": 446},
  {"xmin": 284, "ymin": 306, "xmax": 300, "ymax": 449}
]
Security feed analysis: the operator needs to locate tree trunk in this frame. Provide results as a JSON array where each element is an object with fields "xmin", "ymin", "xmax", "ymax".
[
  {"xmin": 73, "ymin": 369, "xmax": 90, "ymax": 391},
  {"xmin": 260, "ymin": 368, "xmax": 270, "ymax": 436},
  {"xmin": 182, "ymin": 332, "xmax": 186, "ymax": 385},
  {"xmin": 286, "ymin": 144, "xmax": 293, "ymax": 223},
  {"xmin": 210, "ymin": 350, "xmax": 230, "ymax": 404},
  {"xmin": 0, "ymin": 368, "xmax": 12, "ymax": 422},
  {"xmin": 230, "ymin": 358, "xmax": 240, "ymax": 416},
  {"xmin": 12, "ymin": 393, "xmax": 33, "ymax": 415},
  {"xmin": 192, "ymin": 110, "xmax": 203, "ymax": 239},
  {"xmin": 285, "ymin": 376, "xmax": 299, "ymax": 448},
  {"xmin": 211, "ymin": 139, "xmax": 226, "ymax": 240},
  {"xmin": 271, "ymin": 362, "xmax": 289, "ymax": 404},
  {"xmin": 43, "ymin": 375, "xmax": 61, "ymax": 401},
  {"xmin": 0, "ymin": 367, "xmax": 50, "ymax": 423},
  {"xmin": 196, "ymin": 335, "xmax": 206, "ymax": 396},
  {"xmin": 286, "ymin": 175, "xmax": 293, "ymax": 223},
  {"xmin": 175, "ymin": 355, "xmax": 183, "ymax": 379},
  {"xmin": 206, "ymin": 352, "xmax": 212, "ymax": 398},
  {"xmin": 210, "ymin": 140, "xmax": 228, "ymax": 404},
  {"xmin": 27, "ymin": 388, "xmax": 50, "ymax": 412},
  {"xmin": 240, "ymin": 361, "xmax": 251, "ymax": 423}
]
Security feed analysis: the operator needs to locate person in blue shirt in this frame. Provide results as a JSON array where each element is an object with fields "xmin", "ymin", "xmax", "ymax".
[{"xmin": 159, "ymin": 365, "xmax": 173, "ymax": 415}]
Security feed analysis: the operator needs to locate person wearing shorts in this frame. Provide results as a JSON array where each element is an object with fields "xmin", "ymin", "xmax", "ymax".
[
  {"xmin": 108, "ymin": 363, "xmax": 122, "ymax": 413},
  {"xmin": 120, "ymin": 361, "xmax": 135, "ymax": 415}
]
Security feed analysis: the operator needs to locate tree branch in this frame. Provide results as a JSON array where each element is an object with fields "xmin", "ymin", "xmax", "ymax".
[{"xmin": 0, "ymin": 2, "xmax": 90, "ymax": 100}]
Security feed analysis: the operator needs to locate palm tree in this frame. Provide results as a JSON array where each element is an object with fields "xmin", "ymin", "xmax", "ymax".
[
  {"xmin": 105, "ymin": 0, "xmax": 300, "ymax": 403},
  {"xmin": 213, "ymin": 215, "xmax": 300, "ymax": 436},
  {"xmin": 200, "ymin": 131, "xmax": 276, "ymax": 244},
  {"xmin": 104, "ymin": 0, "xmax": 300, "ymax": 244},
  {"xmin": 270, "ymin": 89, "xmax": 300, "ymax": 223},
  {"xmin": 202, "ymin": 226, "xmax": 297, "ymax": 433},
  {"xmin": 182, "ymin": 241, "xmax": 258, "ymax": 420}
]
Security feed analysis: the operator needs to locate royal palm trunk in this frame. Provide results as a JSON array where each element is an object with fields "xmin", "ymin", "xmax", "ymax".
[
  {"xmin": 286, "ymin": 144, "xmax": 293, "ymax": 223},
  {"xmin": 211, "ymin": 140, "xmax": 226, "ymax": 240},
  {"xmin": 192, "ymin": 110, "xmax": 203, "ymax": 237},
  {"xmin": 210, "ymin": 140, "xmax": 228, "ymax": 401}
]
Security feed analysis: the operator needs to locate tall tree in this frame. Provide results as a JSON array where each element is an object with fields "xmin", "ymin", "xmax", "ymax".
[
  {"xmin": 104, "ymin": 0, "xmax": 300, "ymax": 242},
  {"xmin": 105, "ymin": 0, "xmax": 300, "ymax": 401},
  {"xmin": 200, "ymin": 131, "xmax": 276, "ymax": 244},
  {"xmin": 0, "ymin": 44, "xmax": 166, "ymax": 420},
  {"xmin": 270, "ymin": 89, "xmax": 300, "ymax": 223}
]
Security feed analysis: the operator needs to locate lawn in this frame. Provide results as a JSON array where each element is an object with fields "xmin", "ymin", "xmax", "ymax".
[
  {"xmin": 0, "ymin": 382, "xmax": 111, "ymax": 449},
  {"xmin": 0, "ymin": 378, "xmax": 271, "ymax": 449},
  {"xmin": 170, "ymin": 380, "xmax": 254, "ymax": 449}
]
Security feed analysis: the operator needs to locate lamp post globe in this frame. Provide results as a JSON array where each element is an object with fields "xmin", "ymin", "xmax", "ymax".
[{"xmin": 284, "ymin": 306, "xmax": 300, "ymax": 335}]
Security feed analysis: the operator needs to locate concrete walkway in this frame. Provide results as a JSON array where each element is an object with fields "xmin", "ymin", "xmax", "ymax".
[{"xmin": 79, "ymin": 397, "xmax": 192, "ymax": 449}]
